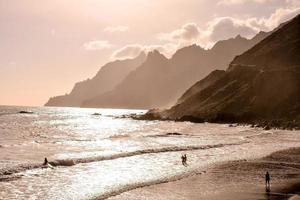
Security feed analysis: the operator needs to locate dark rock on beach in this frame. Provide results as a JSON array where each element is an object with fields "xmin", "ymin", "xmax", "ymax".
[{"xmin": 19, "ymin": 111, "xmax": 34, "ymax": 114}]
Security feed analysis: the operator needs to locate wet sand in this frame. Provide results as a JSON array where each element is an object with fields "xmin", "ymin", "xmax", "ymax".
[{"xmin": 109, "ymin": 148, "xmax": 300, "ymax": 200}]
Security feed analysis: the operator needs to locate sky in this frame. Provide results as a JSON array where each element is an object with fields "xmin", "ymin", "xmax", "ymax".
[{"xmin": 0, "ymin": 0, "xmax": 299, "ymax": 106}]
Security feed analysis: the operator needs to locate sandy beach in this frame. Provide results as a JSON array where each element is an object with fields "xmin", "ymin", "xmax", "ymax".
[
  {"xmin": 1, "ymin": 107, "xmax": 300, "ymax": 199},
  {"xmin": 109, "ymin": 148, "xmax": 300, "ymax": 200}
]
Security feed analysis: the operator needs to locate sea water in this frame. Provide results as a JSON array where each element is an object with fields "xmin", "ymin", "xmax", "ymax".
[{"xmin": 0, "ymin": 106, "xmax": 299, "ymax": 199}]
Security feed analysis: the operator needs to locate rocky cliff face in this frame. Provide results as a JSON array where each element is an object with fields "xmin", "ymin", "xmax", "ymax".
[
  {"xmin": 176, "ymin": 70, "xmax": 226, "ymax": 105},
  {"xmin": 159, "ymin": 14, "xmax": 300, "ymax": 127},
  {"xmin": 81, "ymin": 32, "xmax": 268, "ymax": 109}
]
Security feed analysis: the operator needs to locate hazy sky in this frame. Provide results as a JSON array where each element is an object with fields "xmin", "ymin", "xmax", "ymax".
[{"xmin": 0, "ymin": 0, "xmax": 299, "ymax": 106}]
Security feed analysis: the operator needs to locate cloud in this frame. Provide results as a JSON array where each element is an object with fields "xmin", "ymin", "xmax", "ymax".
[
  {"xmin": 111, "ymin": 43, "xmax": 179, "ymax": 60},
  {"xmin": 205, "ymin": 17, "xmax": 259, "ymax": 42},
  {"xmin": 247, "ymin": 7, "xmax": 300, "ymax": 30},
  {"xmin": 158, "ymin": 18, "xmax": 259, "ymax": 48},
  {"xmin": 111, "ymin": 44, "xmax": 143, "ymax": 59},
  {"xmin": 218, "ymin": 0, "xmax": 271, "ymax": 5},
  {"xmin": 203, "ymin": 6, "xmax": 300, "ymax": 45},
  {"xmin": 83, "ymin": 40, "xmax": 112, "ymax": 50},
  {"xmin": 157, "ymin": 6, "xmax": 300, "ymax": 48},
  {"xmin": 158, "ymin": 23, "xmax": 200, "ymax": 43},
  {"xmin": 111, "ymin": 3, "xmax": 300, "ymax": 60},
  {"xmin": 104, "ymin": 26, "xmax": 129, "ymax": 33}
]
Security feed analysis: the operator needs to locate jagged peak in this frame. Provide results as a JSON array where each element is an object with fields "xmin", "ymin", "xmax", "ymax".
[
  {"xmin": 146, "ymin": 50, "xmax": 167, "ymax": 61},
  {"xmin": 136, "ymin": 51, "xmax": 147, "ymax": 59},
  {"xmin": 211, "ymin": 35, "xmax": 248, "ymax": 50},
  {"xmin": 258, "ymin": 30, "xmax": 267, "ymax": 35},
  {"xmin": 250, "ymin": 31, "xmax": 269, "ymax": 41},
  {"xmin": 235, "ymin": 34, "xmax": 243, "ymax": 39},
  {"xmin": 171, "ymin": 44, "xmax": 205, "ymax": 59},
  {"xmin": 179, "ymin": 44, "xmax": 204, "ymax": 51}
]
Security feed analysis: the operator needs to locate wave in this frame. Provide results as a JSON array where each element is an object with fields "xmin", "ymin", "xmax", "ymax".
[
  {"xmin": 244, "ymin": 131, "xmax": 274, "ymax": 139},
  {"xmin": 0, "ymin": 110, "xmax": 34, "ymax": 116},
  {"xmin": 52, "ymin": 141, "xmax": 246, "ymax": 167},
  {"xmin": 147, "ymin": 132, "xmax": 209, "ymax": 138},
  {"xmin": 148, "ymin": 132, "xmax": 186, "ymax": 137},
  {"xmin": 0, "ymin": 141, "xmax": 246, "ymax": 181},
  {"xmin": 91, "ymin": 170, "xmax": 205, "ymax": 200},
  {"xmin": 0, "ymin": 112, "xmax": 15, "ymax": 116},
  {"xmin": 0, "ymin": 163, "xmax": 43, "ymax": 179}
]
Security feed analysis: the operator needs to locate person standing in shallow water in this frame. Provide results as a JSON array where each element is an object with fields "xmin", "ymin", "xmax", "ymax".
[
  {"xmin": 265, "ymin": 171, "xmax": 271, "ymax": 191},
  {"xmin": 181, "ymin": 154, "xmax": 187, "ymax": 166},
  {"xmin": 43, "ymin": 157, "xmax": 48, "ymax": 165},
  {"xmin": 184, "ymin": 154, "xmax": 187, "ymax": 164},
  {"xmin": 181, "ymin": 155, "xmax": 185, "ymax": 165}
]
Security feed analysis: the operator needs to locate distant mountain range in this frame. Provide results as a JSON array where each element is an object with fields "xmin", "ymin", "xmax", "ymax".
[
  {"xmin": 45, "ymin": 31, "xmax": 269, "ymax": 109},
  {"xmin": 45, "ymin": 52, "xmax": 146, "ymax": 107},
  {"xmin": 152, "ymin": 14, "xmax": 300, "ymax": 128}
]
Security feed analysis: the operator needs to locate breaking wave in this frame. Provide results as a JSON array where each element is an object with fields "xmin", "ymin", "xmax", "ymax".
[
  {"xmin": 91, "ymin": 170, "xmax": 205, "ymax": 200},
  {"xmin": 0, "ymin": 141, "xmax": 246, "ymax": 182}
]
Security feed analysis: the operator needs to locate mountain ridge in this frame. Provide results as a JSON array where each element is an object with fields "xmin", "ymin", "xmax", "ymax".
[
  {"xmin": 147, "ymin": 14, "xmax": 300, "ymax": 129},
  {"xmin": 45, "ymin": 52, "xmax": 146, "ymax": 107},
  {"xmin": 80, "ymin": 32, "xmax": 269, "ymax": 109}
]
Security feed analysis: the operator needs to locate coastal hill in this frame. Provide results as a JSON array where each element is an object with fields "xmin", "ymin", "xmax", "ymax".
[
  {"xmin": 80, "ymin": 33, "xmax": 269, "ymax": 109},
  {"xmin": 156, "ymin": 14, "xmax": 300, "ymax": 127},
  {"xmin": 45, "ymin": 52, "xmax": 146, "ymax": 107}
]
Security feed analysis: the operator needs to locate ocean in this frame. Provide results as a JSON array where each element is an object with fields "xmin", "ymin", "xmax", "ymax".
[{"xmin": 0, "ymin": 106, "xmax": 299, "ymax": 200}]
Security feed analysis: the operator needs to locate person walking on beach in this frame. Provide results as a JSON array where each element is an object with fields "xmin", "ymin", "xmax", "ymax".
[
  {"xmin": 181, "ymin": 154, "xmax": 187, "ymax": 166},
  {"xmin": 265, "ymin": 171, "xmax": 271, "ymax": 191}
]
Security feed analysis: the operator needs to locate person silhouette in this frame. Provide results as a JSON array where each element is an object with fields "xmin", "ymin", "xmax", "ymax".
[
  {"xmin": 43, "ymin": 157, "xmax": 48, "ymax": 165},
  {"xmin": 265, "ymin": 171, "xmax": 271, "ymax": 191},
  {"xmin": 184, "ymin": 154, "xmax": 187, "ymax": 164},
  {"xmin": 181, "ymin": 155, "xmax": 185, "ymax": 165},
  {"xmin": 181, "ymin": 154, "xmax": 188, "ymax": 166}
]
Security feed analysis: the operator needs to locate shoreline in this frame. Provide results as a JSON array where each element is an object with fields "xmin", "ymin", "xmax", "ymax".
[
  {"xmin": 109, "ymin": 147, "xmax": 300, "ymax": 200},
  {"xmin": 133, "ymin": 112, "xmax": 300, "ymax": 131}
]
